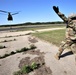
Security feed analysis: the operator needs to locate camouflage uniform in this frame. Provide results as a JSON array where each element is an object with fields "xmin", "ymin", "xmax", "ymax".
[{"xmin": 53, "ymin": 6, "xmax": 76, "ymax": 61}]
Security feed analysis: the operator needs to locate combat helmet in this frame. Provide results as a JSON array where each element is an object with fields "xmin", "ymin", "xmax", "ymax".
[
  {"xmin": 68, "ymin": 13, "xmax": 76, "ymax": 20},
  {"xmin": 68, "ymin": 13, "xmax": 76, "ymax": 30}
]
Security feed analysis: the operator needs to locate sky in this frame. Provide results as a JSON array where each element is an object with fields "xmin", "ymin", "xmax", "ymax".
[{"xmin": 0, "ymin": 0, "xmax": 76, "ymax": 25}]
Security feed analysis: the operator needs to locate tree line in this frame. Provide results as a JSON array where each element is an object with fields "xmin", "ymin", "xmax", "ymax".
[{"xmin": 0, "ymin": 21, "xmax": 65, "ymax": 27}]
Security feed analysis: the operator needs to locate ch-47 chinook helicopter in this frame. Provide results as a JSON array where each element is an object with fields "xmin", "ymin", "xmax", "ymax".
[{"xmin": 0, "ymin": 10, "xmax": 19, "ymax": 21}]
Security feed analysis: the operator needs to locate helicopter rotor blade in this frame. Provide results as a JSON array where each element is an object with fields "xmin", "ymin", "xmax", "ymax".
[
  {"xmin": 12, "ymin": 12, "xmax": 19, "ymax": 15},
  {"xmin": 0, "ymin": 10, "xmax": 8, "ymax": 13}
]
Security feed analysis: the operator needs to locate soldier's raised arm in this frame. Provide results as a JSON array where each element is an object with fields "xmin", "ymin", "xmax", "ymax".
[{"xmin": 53, "ymin": 6, "xmax": 68, "ymax": 22}]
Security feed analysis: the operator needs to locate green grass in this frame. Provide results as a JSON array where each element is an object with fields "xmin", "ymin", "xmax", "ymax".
[
  {"xmin": 13, "ymin": 62, "xmax": 39, "ymax": 75},
  {"xmin": 0, "ymin": 44, "xmax": 36, "ymax": 59},
  {"xmin": 32, "ymin": 29, "xmax": 65, "ymax": 46}
]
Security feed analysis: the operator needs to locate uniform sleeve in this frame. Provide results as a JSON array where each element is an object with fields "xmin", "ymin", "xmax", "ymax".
[
  {"xmin": 57, "ymin": 12, "xmax": 68, "ymax": 22},
  {"xmin": 53, "ymin": 6, "xmax": 68, "ymax": 22}
]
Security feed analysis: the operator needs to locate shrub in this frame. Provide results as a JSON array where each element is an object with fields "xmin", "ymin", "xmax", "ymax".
[
  {"xmin": 13, "ymin": 62, "xmax": 38, "ymax": 75},
  {"xmin": 2, "ymin": 54, "xmax": 9, "ymax": 58},
  {"xmin": 13, "ymin": 65, "xmax": 32, "ymax": 75},
  {"xmin": 10, "ymin": 51, "xmax": 16, "ymax": 55},
  {"xmin": 3, "ymin": 46, "xmax": 6, "ymax": 48},
  {"xmin": 21, "ymin": 65, "xmax": 32, "ymax": 74},
  {"xmin": 30, "ymin": 44, "xmax": 36, "ymax": 49},
  {"xmin": 0, "ymin": 45, "xmax": 37, "ymax": 59},
  {"xmin": 16, "ymin": 50, "xmax": 21, "ymax": 53},
  {"xmin": 14, "ymin": 39, "xmax": 16, "ymax": 41},
  {"xmin": 0, "ymin": 45, "xmax": 6, "ymax": 49},
  {"xmin": 3, "ymin": 40, "xmax": 7, "ymax": 42},
  {"xmin": 21, "ymin": 47, "xmax": 28, "ymax": 51},
  {"xmin": 13, "ymin": 70, "xmax": 22, "ymax": 75},
  {"xmin": 31, "ymin": 62, "xmax": 38, "ymax": 70}
]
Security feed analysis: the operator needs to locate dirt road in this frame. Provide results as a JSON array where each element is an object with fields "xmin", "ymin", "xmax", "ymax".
[{"xmin": 0, "ymin": 27, "xmax": 65, "ymax": 38}]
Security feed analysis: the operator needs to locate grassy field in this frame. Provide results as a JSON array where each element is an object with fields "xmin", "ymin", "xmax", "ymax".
[
  {"xmin": 32, "ymin": 29, "xmax": 65, "ymax": 46},
  {"xmin": 22, "ymin": 24, "xmax": 65, "ymax": 31},
  {"xmin": 0, "ymin": 24, "xmax": 65, "ymax": 31}
]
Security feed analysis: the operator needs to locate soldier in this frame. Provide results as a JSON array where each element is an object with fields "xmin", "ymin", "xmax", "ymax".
[{"xmin": 53, "ymin": 6, "xmax": 76, "ymax": 62}]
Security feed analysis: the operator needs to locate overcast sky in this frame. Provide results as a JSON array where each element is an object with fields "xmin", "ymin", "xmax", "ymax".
[{"xmin": 0, "ymin": 0, "xmax": 76, "ymax": 25}]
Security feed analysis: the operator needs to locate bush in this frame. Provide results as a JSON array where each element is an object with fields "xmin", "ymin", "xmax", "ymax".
[
  {"xmin": 16, "ymin": 50, "xmax": 22, "ymax": 53},
  {"xmin": 13, "ymin": 65, "xmax": 32, "ymax": 75},
  {"xmin": 13, "ymin": 62, "xmax": 38, "ymax": 75},
  {"xmin": 0, "ymin": 45, "xmax": 6, "ymax": 49},
  {"xmin": 14, "ymin": 39, "xmax": 16, "ymax": 41},
  {"xmin": 3, "ymin": 46, "xmax": 6, "ymax": 48},
  {"xmin": 21, "ymin": 65, "xmax": 32, "ymax": 74},
  {"xmin": 10, "ymin": 51, "xmax": 16, "ymax": 55},
  {"xmin": 21, "ymin": 47, "xmax": 28, "ymax": 51},
  {"xmin": 0, "ymin": 45, "xmax": 37, "ymax": 59},
  {"xmin": 3, "ymin": 40, "xmax": 7, "ymax": 42},
  {"xmin": 31, "ymin": 62, "xmax": 38, "ymax": 70},
  {"xmin": 2, "ymin": 54, "xmax": 9, "ymax": 58},
  {"xmin": 30, "ymin": 44, "xmax": 36, "ymax": 49}
]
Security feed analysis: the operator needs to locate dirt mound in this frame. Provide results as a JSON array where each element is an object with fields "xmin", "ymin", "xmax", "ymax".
[
  {"xmin": 28, "ymin": 37, "xmax": 38, "ymax": 43},
  {"xmin": 18, "ymin": 49, "xmax": 52, "ymax": 75},
  {"xmin": 23, "ymin": 49, "xmax": 45, "ymax": 56},
  {"xmin": 19, "ymin": 57, "xmax": 30, "ymax": 68},
  {"xmin": 19, "ymin": 55, "xmax": 45, "ymax": 68},
  {"xmin": 34, "ymin": 65, "xmax": 52, "ymax": 75}
]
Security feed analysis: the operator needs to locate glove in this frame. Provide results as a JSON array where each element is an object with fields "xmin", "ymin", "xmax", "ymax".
[{"xmin": 53, "ymin": 6, "xmax": 59, "ymax": 13}]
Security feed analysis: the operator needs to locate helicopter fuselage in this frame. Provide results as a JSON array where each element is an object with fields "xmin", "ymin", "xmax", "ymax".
[{"xmin": 8, "ymin": 13, "xmax": 13, "ymax": 21}]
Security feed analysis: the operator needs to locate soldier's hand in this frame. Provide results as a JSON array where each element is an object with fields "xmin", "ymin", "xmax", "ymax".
[{"xmin": 53, "ymin": 6, "xmax": 59, "ymax": 13}]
